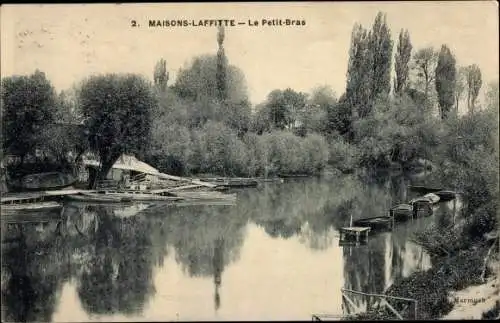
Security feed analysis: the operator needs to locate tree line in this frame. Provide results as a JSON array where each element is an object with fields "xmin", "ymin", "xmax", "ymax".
[{"xmin": 1, "ymin": 12, "xmax": 497, "ymax": 186}]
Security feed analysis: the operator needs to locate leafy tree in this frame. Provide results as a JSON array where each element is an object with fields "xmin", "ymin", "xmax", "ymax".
[
  {"xmin": 435, "ymin": 45, "xmax": 456, "ymax": 119},
  {"xmin": 394, "ymin": 29, "xmax": 412, "ymax": 95},
  {"xmin": 264, "ymin": 88, "xmax": 308, "ymax": 130},
  {"xmin": 78, "ymin": 74, "xmax": 156, "ymax": 187},
  {"xmin": 465, "ymin": 64, "xmax": 482, "ymax": 113},
  {"xmin": 250, "ymin": 103, "xmax": 273, "ymax": 135},
  {"xmin": 326, "ymin": 93, "xmax": 354, "ymax": 140},
  {"xmin": 216, "ymin": 26, "xmax": 228, "ymax": 102},
  {"xmin": 411, "ymin": 47, "xmax": 438, "ymax": 103},
  {"xmin": 153, "ymin": 59, "xmax": 169, "ymax": 92},
  {"xmin": 369, "ymin": 12, "xmax": 393, "ymax": 100},
  {"xmin": 173, "ymin": 55, "xmax": 250, "ymax": 130},
  {"xmin": 345, "ymin": 23, "xmax": 373, "ymax": 118},
  {"xmin": 300, "ymin": 85, "xmax": 337, "ymax": 135},
  {"xmin": 485, "ymin": 80, "xmax": 499, "ymax": 112},
  {"xmin": 1, "ymin": 70, "xmax": 57, "ymax": 161},
  {"xmin": 454, "ymin": 66, "xmax": 468, "ymax": 114}
]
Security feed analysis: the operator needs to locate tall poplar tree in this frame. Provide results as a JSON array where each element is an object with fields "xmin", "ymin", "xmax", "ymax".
[
  {"xmin": 394, "ymin": 29, "xmax": 412, "ymax": 96},
  {"xmin": 369, "ymin": 12, "xmax": 393, "ymax": 100},
  {"xmin": 435, "ymin": 45, "xmax": 456, "ymax": 119},
  {"xmin": 216, "ymin": 25, "xmax": 227, "ymax": 103}
]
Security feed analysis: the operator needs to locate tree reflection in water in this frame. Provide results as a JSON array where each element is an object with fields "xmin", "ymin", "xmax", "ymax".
[
  {"xmin": 341, "ymin": 175, "xmax": 436, "ymax": 317},
  {"xmin": 76, "ymin": 205, "xmax": 156, "ymax": 316},
  {"xmin": 159, "ymin": 205, "xmax": 248, "ymax": 312},
  {"xmin": 1, "ymin": 173, "xmax": 455, "ymax": 322},
  {"xmin": 1, "ymin": 212, "xmax": 69, "ymax": 323}
]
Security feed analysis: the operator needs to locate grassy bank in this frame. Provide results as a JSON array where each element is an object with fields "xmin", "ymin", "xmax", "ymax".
[{"xmin": 347, "ymin": 241, "xmax": 497, "ymax": 320}]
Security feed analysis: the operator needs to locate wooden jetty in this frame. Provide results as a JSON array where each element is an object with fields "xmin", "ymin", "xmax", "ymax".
[{"xmin": 340, "ymin": 227, "xmax": 371, "ymax": 242}]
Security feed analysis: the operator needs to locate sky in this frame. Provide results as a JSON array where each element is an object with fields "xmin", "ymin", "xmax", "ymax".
[{"xmin": 1, "ymin": 2, "xmax": 498, "ymax": 106}]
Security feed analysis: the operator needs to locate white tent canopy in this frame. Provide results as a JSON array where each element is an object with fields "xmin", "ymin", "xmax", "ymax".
[{"xmin": 83, "ymin": 154, "xmax": 160, "ymax": 175}]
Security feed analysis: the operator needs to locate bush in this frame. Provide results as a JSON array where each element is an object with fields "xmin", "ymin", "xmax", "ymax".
[{"xmin": 328, "ymin": 138, "xmax": 360, "ymax": 173}]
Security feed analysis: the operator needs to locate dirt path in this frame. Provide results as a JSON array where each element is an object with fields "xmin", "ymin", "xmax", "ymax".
[{"xmin": 442, "ymin": 260, "xmax": 500, "ymax": 320}]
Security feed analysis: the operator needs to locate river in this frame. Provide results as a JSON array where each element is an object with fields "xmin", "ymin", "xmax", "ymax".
[{"xmin": 1, "ymin": 173, "xmax": 462, "ymax": 322}]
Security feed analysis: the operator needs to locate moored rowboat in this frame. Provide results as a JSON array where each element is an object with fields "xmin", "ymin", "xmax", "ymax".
[
  {"xmin": 434, "ymin": 190, "xmax": 457, "ymax": 202},
  {"xmin": 390, "ymin": 204, "xmax": 414, "ymax": 221},
  {"xmin": 66, "ymin": 193, "xmax": 133, "ymax": 203},
  {"xmin": 410, "ymin": 193, "xmax": 440, "ymax": 205},
  {"xmin": 408, "ymin": 185, "xmax": 443, "ymax": 194},
  {"xmin": 352, "ymin": 216, "xmax": 393, "ymax": 231}
]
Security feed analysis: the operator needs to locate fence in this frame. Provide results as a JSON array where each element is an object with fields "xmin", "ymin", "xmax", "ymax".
[{"xmin": 341, "ymin": 288, "xmax": 418, "ymax": 320}]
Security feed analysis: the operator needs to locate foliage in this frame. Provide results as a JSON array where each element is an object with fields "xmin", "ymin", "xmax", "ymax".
[
  {"xmin": 369, "ymin": 12, "xmax": 393, "ymax": 100},
  {"xmin": 454, "ymin": 66, "xmax": 468, "ymax": 113},
  {"xmin": 394, "ymin": 29, "xmax": 412, "ymax": 95},
  {"xmin": 79, "ymin": 73, "xmax": 156, "ymax": 184},
  {"xmin": 216, "ymin": 26, "xmax": 228, "ymax": 102},
  {"xmin": 328, "ymin": 137, "xmax": 360, "ymax": 173},
  {"xmin": 153, "ymin": 58, "xmax": 169, "ymax": 92},
  {"xmin": 263, "ymin": 88, "xmax": 308, "ymax": 130},
  {"xmin": 1, "ymin": 70, "xmax": 57, "ymax": 159},
  {"xmin": 301, "ymin": 85, "xmax": 337, "ymax": 136},
  {"xmin": 435, "ymin": 45, "xmax": 457, "ymax": 119},
  {"xmin": 464, "ymin": 64, "xmax": 482, "ymax": 113},
  {"xmin": 345, "ymin": 23, "xmax": 373, "ymax": 118},
  {"xmin": 485, "ymin": 80, "xmax": 499, "ymax": 111},
  {"xmin": 173, "ymin": 54, "xmax": 250, "ymax": 131},
  {"xmin": 147, "ymin": 123, "xmax": 192, "ymax": 175},
  {"xmin": 411, "ymin": 47, "xmax": 438, "ymax": 107}
]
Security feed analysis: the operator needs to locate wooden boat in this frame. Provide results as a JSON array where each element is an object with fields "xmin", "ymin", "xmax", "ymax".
[
  {"xmin": 390, "ymin": 204, "xmax": 414, "ymax": 221},
  {"xmin": 410, "ymin": 199, "xmax": 434, "ymax": 217},
  {"xmin": 1, "ymin": 200, "xmax": 63, "ymax": 216},
  {"xmin": 11, "ymin": 172, "xmax": 77, "ymax": 191},
  {"xmin": 434, "ymin": 190, "xmax": 457, "ymax": 202},
  {"xmin": 199, "ymin": 177, "xmax": 259, "ymax": 188},
  {"xmin": 95, "ymin": 190, "xmax": 184, "ymax": 202},
  {"xmin": 409, "ymin": 193, "xmax": 440, "ymax": 205},
  {"xmin": 66, "ymin": 192, "xmax": 134, "ymax": 203},
  {"xmin": 172, "ymin": 191, "xmax": 237, "ymax": 201},
  {"xmin": 408, "ymin": 185, "xmax": 443, "ymax": 194},
  {"xmin": 352, "ymin": 216, "xmax": 393, "ymax": 231}
]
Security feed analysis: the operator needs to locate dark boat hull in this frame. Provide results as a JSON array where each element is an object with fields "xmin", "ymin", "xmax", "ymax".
[
  {"xmin": 434, "ymin": 190, "xmax": 457, "ymax": 202},
  {"xmin": 9, "ymin": 172, "xmax": 77, "ymax": 192},
  {"xmin": 408, "ymin": 185, "xmax": 443, "ymax": 194},
  {"xmin": 390, "ymin": 204, "xmax": 413, "ymax": 221},
  {"xmin": 352, "ymin": 217, "xmax": 393, "ymax": 231}
]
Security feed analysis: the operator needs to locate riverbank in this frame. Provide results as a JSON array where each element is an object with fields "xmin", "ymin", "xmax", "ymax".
[
  {"xmin": 442, "ymin": 259, "xmax": 499, "ymax": 320},
  {"xmin": 347, "ymin": 237, "xmax": 498, "ymax": 320}
]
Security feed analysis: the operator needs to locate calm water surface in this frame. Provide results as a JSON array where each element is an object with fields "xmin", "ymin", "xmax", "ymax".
[{"xmin": 1, "ymin": 174, "xmax": 462, "ymax": 322}]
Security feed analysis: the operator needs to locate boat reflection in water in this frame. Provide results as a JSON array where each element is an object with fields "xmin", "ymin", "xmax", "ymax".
[{"xmin": 1, "ymin": 174, "xmax": 462, "ymax": 322}]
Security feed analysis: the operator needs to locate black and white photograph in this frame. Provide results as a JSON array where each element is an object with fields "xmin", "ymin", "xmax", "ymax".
[{"xmin": 1, "ymin": 2, "xmax": 499, "ymax": 321}]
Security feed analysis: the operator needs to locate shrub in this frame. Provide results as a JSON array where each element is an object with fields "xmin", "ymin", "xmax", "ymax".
[{"xmin": 328, "ymin": 138, "xmax": 360, "ymax": 173}]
